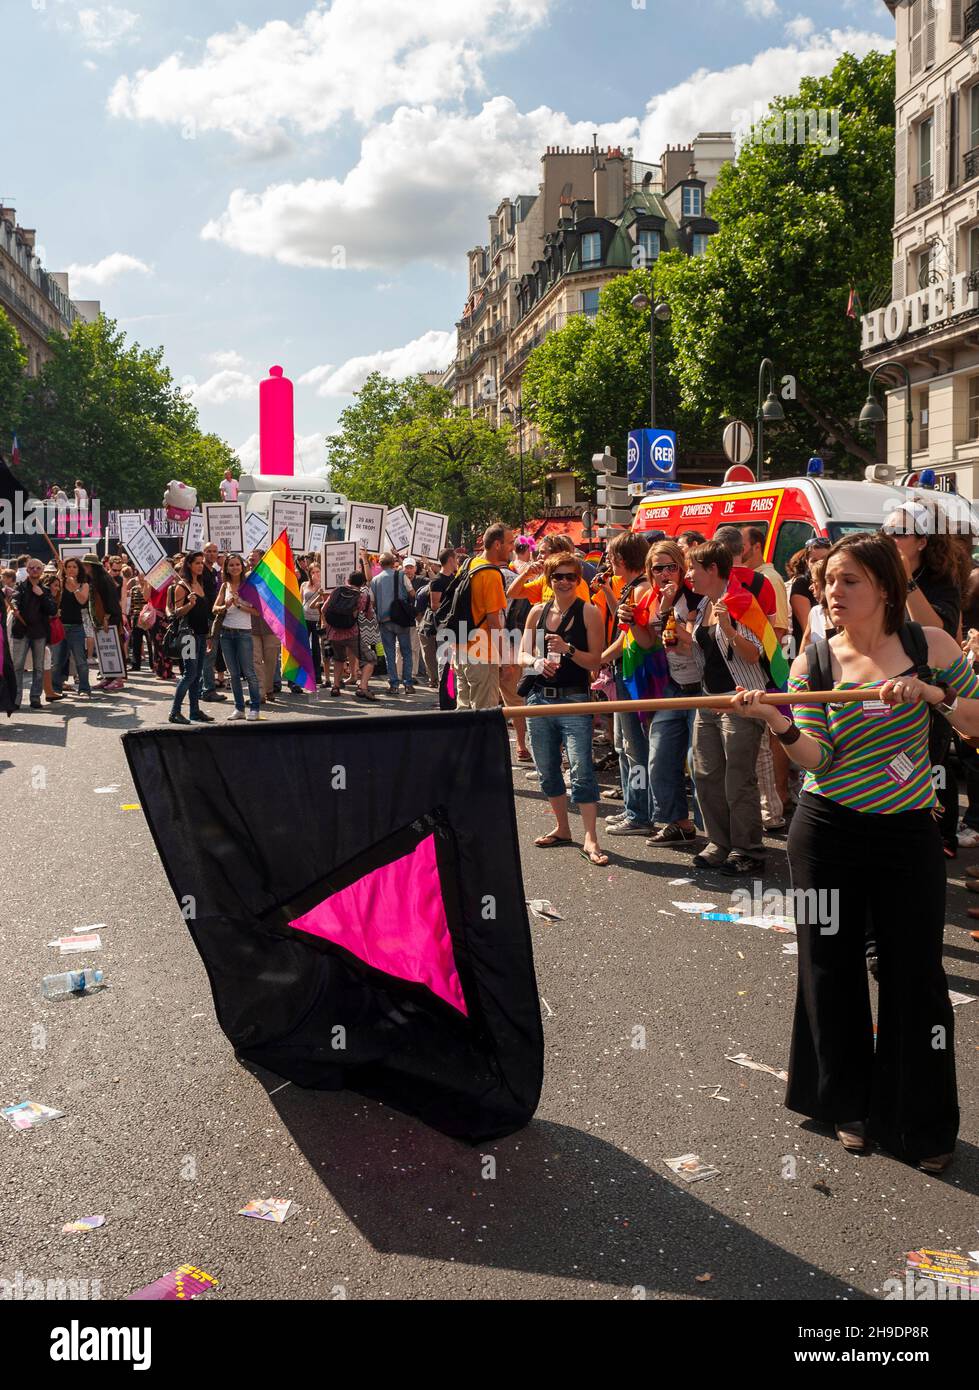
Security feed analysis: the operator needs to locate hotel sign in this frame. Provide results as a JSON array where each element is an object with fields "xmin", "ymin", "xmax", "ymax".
[{"xmin": 861, "ymin": 274, "xmax": 979, "ymax": 352}]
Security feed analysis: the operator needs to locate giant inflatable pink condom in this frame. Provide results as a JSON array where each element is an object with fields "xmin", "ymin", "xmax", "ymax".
[{"xmin": 259, "ymin": 365, "xmax": 294, "ymax": 476}]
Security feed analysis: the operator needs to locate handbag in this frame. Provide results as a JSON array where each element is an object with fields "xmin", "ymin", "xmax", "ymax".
[{"xmin": 49, "ymin": 616, "xmax": 66, "ymax": 645}]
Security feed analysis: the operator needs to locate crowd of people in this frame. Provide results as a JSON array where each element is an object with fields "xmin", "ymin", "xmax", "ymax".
[{"xmin": 4, "ymin": 496, "xmax": 979, "ymax": 1170}]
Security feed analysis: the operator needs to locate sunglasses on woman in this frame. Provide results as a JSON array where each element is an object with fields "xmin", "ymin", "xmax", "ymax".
[
  {"xmin": 551, "ymin": 572, "xmax": 577, "ymax": 583},
  {"xmin": 650, "ymin": 562, "xmax": 678, "ymax": 573}
]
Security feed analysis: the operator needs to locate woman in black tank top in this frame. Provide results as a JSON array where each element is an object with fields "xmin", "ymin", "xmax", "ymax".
[
  {"xmin": 169, "ymin": 552, "xmax": 215, "ymax": 725},
  {"xmin": 518, "ymin": 555, "xmax": 608, "ymax": 867}
]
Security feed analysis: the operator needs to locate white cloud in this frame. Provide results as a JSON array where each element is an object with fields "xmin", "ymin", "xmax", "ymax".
[
  {"xmin": 64, "ymin": 252, "xmax": 151, "ymax": 292},
  {"xmin": 201, "ymin": 98, "xmax": 638, "ymax": 271},
  {"xmin": 744, "ymin": 0, "xmax": 780, "ymax": 17},
  {"xmin": 234, "ymin": 431, "xmax": 327, "ymax": 475},
  {"xmin": 207, "ymin": 349, "xmax": 246, "ymax": 370},
  {"xmin": 188, "ymin": 370, "xmax": 258, "ymax": 406},
  {"xmin": 108, "ymin": 0, "xmax": 552, "ymax": 147},
  {"xmin": 75, "ymin": 5, "xmax": 139, "ymax": 53},
  {"xmin": 302, "ymin": 330, "xmax": 456, "ymax": 397},
  {"xmin": 637, "ymin": 27, "xmax": 892, "ymax": 158},
  {"xmin": 785, "ymin": 15, "xmax": 815, "ymax": 41}
]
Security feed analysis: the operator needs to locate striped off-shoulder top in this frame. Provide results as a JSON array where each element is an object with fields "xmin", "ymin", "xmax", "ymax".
[{"xmin": 788, "ymin": 652, "xmax": 979, "ymax": 813}]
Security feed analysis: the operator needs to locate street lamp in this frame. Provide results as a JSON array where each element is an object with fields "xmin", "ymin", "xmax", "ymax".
[
  {"xmin": 756, "ymin": 357, "xmax": 784, "ymax": 483},
  {"xmin": 501, "ymin": 400, "xmax": 526, "ymax": 531},
  {"xmin": 630, "ymin": 291, "xmax": 671, "ymax": 428},
  {"xmin": 860, "ymin": 360, "xmax": 913, "ymax": 479}
]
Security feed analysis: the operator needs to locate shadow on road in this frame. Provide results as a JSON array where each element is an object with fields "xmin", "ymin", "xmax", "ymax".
[{"xmin": 253, "ymin": 1073, "xmax": 863, "ymax": 1299}]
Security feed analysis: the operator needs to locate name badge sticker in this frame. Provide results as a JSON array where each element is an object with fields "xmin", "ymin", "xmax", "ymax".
[
  {"xmin": 884, "ymin": 750, "xmax": 916, "ymax": 785},
  {"xmin": 861, "ymin": 700, "xmax": 890, "ymax": 717}
]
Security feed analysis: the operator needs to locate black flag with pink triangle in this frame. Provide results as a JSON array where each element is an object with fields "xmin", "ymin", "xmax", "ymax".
[{"xmin": 123, "ymin": 710, "xmax": 543, "ymax": 1141}]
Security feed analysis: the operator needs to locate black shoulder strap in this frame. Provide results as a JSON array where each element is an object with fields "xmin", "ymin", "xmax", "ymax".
[
  {"xmin": 897, "ymin": 620, "xmax": 931, "ymax": 678},
  {"xmin": 805, "ymin": 636, "xmax": 833, "ymax": 692}
]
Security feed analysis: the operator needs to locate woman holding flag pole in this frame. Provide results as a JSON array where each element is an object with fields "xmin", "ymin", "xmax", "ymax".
[{"xmin": 730, "ymin": 531, "xmax": 979, "ymax": 1172}]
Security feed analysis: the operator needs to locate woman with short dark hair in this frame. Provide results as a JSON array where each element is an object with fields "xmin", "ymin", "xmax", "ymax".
[{"xmin": 169, "ymin": 552, "xmax": 214, "ymax": 724}]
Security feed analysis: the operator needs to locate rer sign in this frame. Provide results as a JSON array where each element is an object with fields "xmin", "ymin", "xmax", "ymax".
[{"xmin": 628, "ymin": 428, "xmax": 678, "ymax": 485}]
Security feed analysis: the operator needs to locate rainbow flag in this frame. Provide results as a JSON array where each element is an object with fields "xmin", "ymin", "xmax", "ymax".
[
  {"xmin": 723, "ymin": 580, "xmax": 789, "ymax": 690},
  {"xmin": 621, "ymin": 609, "xmax": 670, "ymax": 708},
  {"xmin": 239, "ymin": 530, "xmax": 316, "ymax": 692}
]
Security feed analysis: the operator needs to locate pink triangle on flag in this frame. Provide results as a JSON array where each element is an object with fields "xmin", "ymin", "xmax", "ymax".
[{"xmin": 288, "ymin": 833, "xmax": 467, "ymax": 1015}]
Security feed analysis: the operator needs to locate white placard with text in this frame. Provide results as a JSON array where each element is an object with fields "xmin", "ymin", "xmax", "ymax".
[
  {"xmin": 345, "ymin": 501, "xmax": 386, "ymax": 554},
  {"xmin": 125, "ymin": 523, "xmax": 168, "ymax": 577},
  {"xmin": 408, "ymin": 508, "xmax": 449, "ymax": 562},
  {"xmin": 323, "ymin": 541, "xmax": 359, "ymax": 589},
  {"xmin": 269, "ymin": 498, "xmax": 310, "ymax": 555},
  {"xmin": 203, "ymin": 502, "xmax": 245, "ymax": 553}
]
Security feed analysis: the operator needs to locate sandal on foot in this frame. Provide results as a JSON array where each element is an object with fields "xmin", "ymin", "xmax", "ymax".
[
  {"xmin": 918, "ymin": 1152, "xmax": 954, "ymax": 1174},
  {"xmin": 579, "ymin": 846, "xmax": 610, "ymax": 867},
  {"xmin": 534, "ymin": 833, "xmax": 574, "ymax": 849},
  {"xmin": 835, "ymin": 1121, "xmax": 867, "ymax": 1153},
  {"xmin": 516, "ymin": 750, "xmax": 533, "ymax": 763}
]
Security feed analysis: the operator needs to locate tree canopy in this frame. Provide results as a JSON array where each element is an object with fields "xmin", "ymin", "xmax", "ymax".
[
  {"xmin": 16, "ymin": 314, "xmax": 237, "ymax": 507},
  {"xmin": 0, "ymin": 309, "xmax": 27, "ymax": 450}
]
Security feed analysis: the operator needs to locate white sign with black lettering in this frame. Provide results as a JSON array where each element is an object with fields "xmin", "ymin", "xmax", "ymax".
[
  {"xmin": 345, "ymin": 501, "xmax": 386, "ymax": 553},
  {"xmin": 323, "ymin": 541, "xmax": 358, "ymax": 590},
  {"xmin": 95, "ymin": 626, "xmax": 126, "ymax": 680},
  {"xmin": 118, "ymin": 512, "xmax": 143, "ymax": 547},
  {"xmin": 269, "ymin": 498, "xmax": 310, "ymax": 554},
  {"xmin": 203, "ymin": 502, "xmax": 245, "ymax": 553},
  {"xmin": 125, "ymin": 523, "xmax": 168, "ymax": 577},
  {"xmin": 182, "ymin": 512, "xmax": 205, "ymax": 550},
  {"xmin": 307, "ymin": 523, "xmax": 327, "ymax": 554},
  {"xmin": 409, "ymin": 508, "xmax": 449, "ymax": 561},
  {"xmin": 243, "ymin": 511, "xmax": 270, "ymax": 554},
  {"xmin": 384, "ymin": 505, "xmax": 413, "ymax": 554}
]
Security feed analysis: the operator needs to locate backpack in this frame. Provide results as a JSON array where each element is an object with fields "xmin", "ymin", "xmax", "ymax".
[
  {"xmin": 387, "ymin": 572, "xmax": 414, "ymax": 628},
  {"xmin": 434, "ymin": 559, "xmax": 507, "ymax": 639},
  {"xmin": 414, "ymin": 581, "xmax": 431, "ymax": 619},
  {"xmin": 323, "ymin": 585, "xmax": 360, "ymax": 630},
  {"xmin": 806, "ymin": 621, "xmax": 952, "ymax": 768}
]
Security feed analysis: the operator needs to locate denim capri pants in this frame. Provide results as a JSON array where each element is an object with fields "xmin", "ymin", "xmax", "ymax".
[{"xmin": 526, "ymin": 687, "xmax": 599, "ymax": 804}]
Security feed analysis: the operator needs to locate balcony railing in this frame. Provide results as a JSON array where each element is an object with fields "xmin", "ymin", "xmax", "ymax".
[
  {"xmin": 966, "ymin": 3, "xmax": 979, "ymax": 39},
  {"xmin": 0, "ymin": 275, "xmax": 56, "ymax": 339},
  {"xmin": 914, "ymin": 176, "xmax": 934, "ymax": 210},
  {"xmin": 966, "ymin": 147, "xmax": 979, "ymax": 182},
  {"xmin": 968, "ymin": 269, "xmax": 979, "ymax": 293}
]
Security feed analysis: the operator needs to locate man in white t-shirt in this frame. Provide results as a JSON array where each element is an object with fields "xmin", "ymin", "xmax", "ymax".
[{"xmin": 219, "ymin": 469, "xmax": 239, "ymax": 503}]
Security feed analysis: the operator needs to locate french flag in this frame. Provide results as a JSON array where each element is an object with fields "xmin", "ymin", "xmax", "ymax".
[{"xmin": 10, "ymin": 434, "xmax": 20, "ymax": 467}]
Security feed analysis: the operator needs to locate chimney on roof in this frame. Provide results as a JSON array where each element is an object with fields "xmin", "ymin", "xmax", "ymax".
[
  {"xmin": 0, "ymin": 206, "xmax": 15, "ymax": 228},
  {"xmin": 17, "ymin": 227, "xmax": 36, "ymax": 250}
]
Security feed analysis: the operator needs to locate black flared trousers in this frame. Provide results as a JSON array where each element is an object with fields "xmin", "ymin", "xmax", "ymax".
[{"xmin": 785, "ymin": 792, "xmax": 958, "ymax": 1161}]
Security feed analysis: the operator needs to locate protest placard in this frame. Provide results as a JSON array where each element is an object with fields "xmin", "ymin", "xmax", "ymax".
[
  {"xmin": 345, "ymin": 502, "xmax": 386, "ymax": 553},
  {"xmin": 384, "ymin": 505, "xmax": 413, "ymax": 554},
  {"xmin": 269, "ymin": 498, "xmax": 310, "ymax": 554},
  {"xmin": 409, "ymin": 509, "xmax": 449, "ymax": 561},
  {"xmin": 323, "ymin": 541, "xmax": 358, "ymax": 589},
  {"xmin": 203, "ymin": 502, "xmax": 245, "ymax": 553},
  {"xmin": 125, "ymin": 523, "xmax": 168, "ymax": 577}
]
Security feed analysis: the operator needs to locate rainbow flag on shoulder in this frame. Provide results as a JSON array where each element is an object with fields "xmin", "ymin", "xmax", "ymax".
[
  {"xmin": 240, "ymin": 530, "xmax": 316, "ymax": 692},
  {"xmin": 621, "ymin": 610, "xmax": 670, "ymax": 708},
  {"xmin": 723, "ymin": 580, "xmax": 789, "ymax": 690}
]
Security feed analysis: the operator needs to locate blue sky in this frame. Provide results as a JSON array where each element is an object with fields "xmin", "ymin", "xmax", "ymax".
[{"xmin": 3, "ymin": 0, "xmax": 892, "ymax": 475}]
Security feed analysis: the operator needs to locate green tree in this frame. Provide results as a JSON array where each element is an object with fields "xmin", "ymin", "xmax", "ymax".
[
  {"xmin": 657, "ymin": 49, "xmax": 896, "ymax": 475},
  {"xmin": 18, "ymin": 315, "xmax": 237, "ymax": 507},
  {"xmin": 0, "ymin": 308, "xmax": 27, "ymax": 448},
  {"xmin": 327, "ymin": 372, "xmax": 524, "ymax": 540},
  {"xmin": 521, "ymin": 266, "xmax": 712, "ymax": 488}
]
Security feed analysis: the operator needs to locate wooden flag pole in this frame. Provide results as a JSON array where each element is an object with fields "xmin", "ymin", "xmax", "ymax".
[{"xmin": 501, "ymin": 689, "xmax": 889, "ymax": 719}]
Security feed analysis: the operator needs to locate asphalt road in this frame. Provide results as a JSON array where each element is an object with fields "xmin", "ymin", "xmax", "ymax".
[{"xmin": 2, "ymin": 669, "xmax": 978, "ymax": 1303}]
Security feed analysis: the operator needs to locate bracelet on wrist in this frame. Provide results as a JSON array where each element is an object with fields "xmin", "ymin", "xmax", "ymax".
[{"xmin": 775, "ymin": 720, "xmax": 802, "ymax": 745}]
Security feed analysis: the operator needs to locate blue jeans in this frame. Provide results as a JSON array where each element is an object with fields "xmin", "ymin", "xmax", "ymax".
[
  {"xmin": 614, "ymin": 674, "xmax": 650, "ymax": 825},
  {"xmin": 526, "ymin": 689, "xmax": 599, "ymax": 804},
  {"xmin": 11, "ymin": 635, "xmax": 46, "ymax": 707},
  {"xmin": 171, "ymin": 634, "xmax": 205, "ymax": 717},
  {"xmin": 380, "ymin": 622, "xmax": 413, "ymax": 688},
  {"xmin": 220, "ymin": 628, "xmax": 261, "ymax": 712},
  {"xmin": 53, "ymin": 624, "xmax": 91, "ymax": 694},
  {"xmin": 200, "ymin": 638, "xmax": 217, "ymax": 694},
  {"xmin": 647, "ymin": 679, "xmax": 701, "ymax": 826}
]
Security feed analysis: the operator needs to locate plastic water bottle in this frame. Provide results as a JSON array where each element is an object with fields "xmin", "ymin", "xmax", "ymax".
[{"xmin": 42, "ymin": 970, "xmax": 105, "ymax": 1001}]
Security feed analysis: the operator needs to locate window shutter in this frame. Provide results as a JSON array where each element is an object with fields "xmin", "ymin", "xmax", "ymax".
[
  {"xmin": 893, "ymin": 256, "xmax": 907, "ymax": 302},
  {"xmin": 926, "ymin": 0, "xmax": 937, "ymax": 67},
  {"xmin": 895, "ymin": 126, "xmax": 908, "ymax": 220},
  {"xmin": 934, "ymin": 98, "xmax": 946, "ymax": 196},
  {"xmin": 951, "ymin": 0, "xmax": 964, "ymax": 42},
  {"xmin": 910, "ymin": 0, "xmax": 923, "ymax": 77}
]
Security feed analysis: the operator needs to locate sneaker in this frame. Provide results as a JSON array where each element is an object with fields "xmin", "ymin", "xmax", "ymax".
[
  {"xmin": 718, "ymin": 853, "xmax": 766, "ymax": 876},
  {"xmin": 957, "ymin": 825, "xmax": 979, "ymax": 848},
  {"xmin": 403, "ymin": 685, "xmax": 415, "ymax": 695},
  {"xmin": 389, "ymin": 686, "xmax": 401, "ymax": 695},
  {"xmin": 693, "ymin": 847, "xmax": 729, "ymax": 869},
  {"xmin": 200, "ymin": 691, "xmax": 226, "ymax": 703},
  {"xmin": 189, "ymin": 711, "xmax": 214, "ymax": 723},
  {"xmin": 763, "ymin": 818, "xmax": 787, "ymax": 832},
  {"xmin": 605, "ymin": 821, "xmax": 654, "ymax": 836},
  {"xmin": 227, "ymin": 708, "xmax": 246, "ymax": 721},
  {"xmin": 245, "ymin": 709, "xmax": 260, "ymax": 722},
  {"xmin": 168, "ymin": 712, "xmax": 190, "ymax": 725}
]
